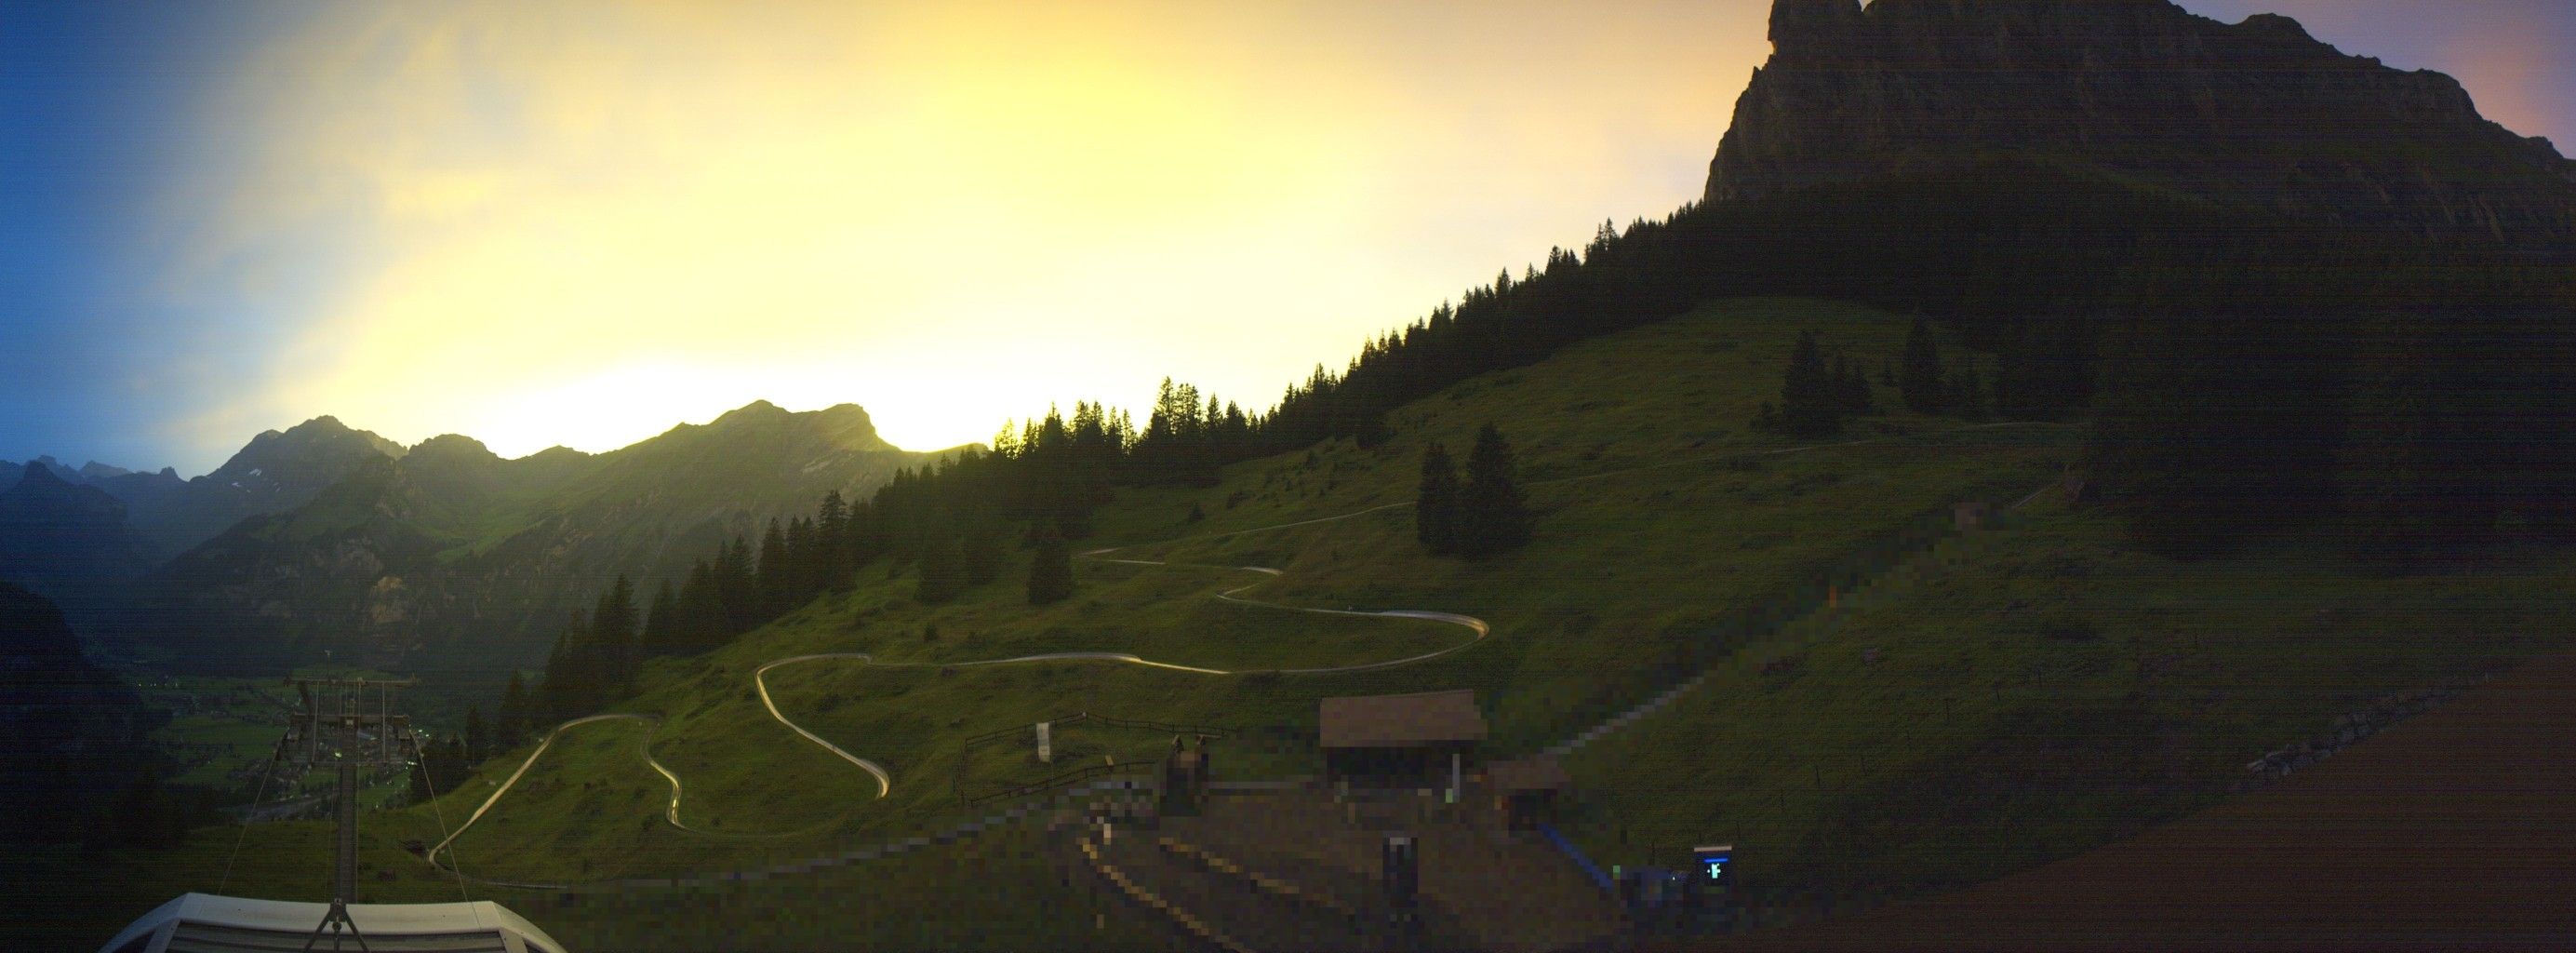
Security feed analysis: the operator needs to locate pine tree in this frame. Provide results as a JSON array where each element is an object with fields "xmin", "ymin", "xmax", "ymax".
[
  {"xmin": 1416, "ymin": 441, "xmax": 1462, "ymax": 555},
  {"xmin": 756, "ymin": 518, "xmax": 791, "ymax": 615},
  {"xmin": 592, "ymin": 576, "xmax": 638, "ymax": 689},
  {"xmin": 1026, "ymin": 525, "xmax": 1074, "ymax": 605},
  {"xmin": 715, "ymin": 536, "xmax": 756, "ymax": 632},
  {"xmin": 1767, "ymin": 330, "xmax": 1843, "ymax": 436},
  {"xmin": 1834, "ymin": 354, "xmax": 1874, "ymax": 412},
  {"xmin": 497, "ymin": 672, "xmax": 529, "ymax": 741},
  {"xmin": 816, "ymin": 490, "xmax": 852, "ymax": 589},
  {"xmin": 541, "ymin": 611, "xmax": 588, "ymax": 718},
  {"xmin": 1459, "ymin": 424, "xmax": 1532, "ymax": 557},
  {"xmin": 408, "ymin": 757, "xmax": 433, "ymax": 805},
  {"xmin": 1948, "ymin": 359, "xmax": 1988, "ymax": 420},
  {"xmin": 642, "ymin": 581, "xmax": 678, "ymax": 657},
  {"xmin": 915, "ymin": 539, "xmax": 967, "ymax": 604},
  {"xmin": 784, "ymin": 516, "xmax": 817, "ymax": 603},
  {"xmin": 463, "ymin": 707, "xmax": 488, "ymax": 764},
  {"xmin": 1902, "ymin": 316, "xmax": 1947, "ymax": 412},
  {"xmin": 962, "ymin": 527, "xmax": 1005, "ymax": 587}
]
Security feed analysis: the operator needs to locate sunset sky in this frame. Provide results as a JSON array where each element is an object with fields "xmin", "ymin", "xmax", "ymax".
[{"xmin": 6, "ymin": 0, "xmax": 2572, "ymax": 474}]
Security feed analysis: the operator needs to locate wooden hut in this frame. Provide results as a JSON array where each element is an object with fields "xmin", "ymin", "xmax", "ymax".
[
  {"xmin": 1487, "ymin": 756, "xmax": 1573, "ymax": 830},
  {"xmin": 1320, "ymin": 690, "xmax": 1487, "ymax": 790}
]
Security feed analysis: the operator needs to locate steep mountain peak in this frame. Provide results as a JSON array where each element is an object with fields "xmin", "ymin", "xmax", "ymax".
[
  {"xmin": 698, "ymin": 400, "xmax": 889, "ymax": 449},
  {"xmin": 287, "ymin": 415, "xmax": 405, "ymax": 458},
  {"xmin": 2236, "ymin": 11, "xmax": 2314, "ymax": 43},
  {"xmin": 409, "ymin": 434, "xmax": 497, "ymax": 460},
  {"xmin": 15, "ymin": 459, "xmax": 68, "ymax": 488},
  {"xmin": 812, "ymin": 401, "xmax": 876, "ymax": 430},
  {"xmin": 1715, "ymin": 0, "xmax": 2576, "ymax": 248},
  {"xmin": 713, "ymin": 399, "xmax": 790, "ymax": 424},
  {"xmin": 523, "ymin": 445, "xmax": 592, "ymax": 464},
  {"xmin": 0, "ymin": 460, "xmax": 126, "ymax": 523},
  {"xmin": 1768, "ymin": 0, "xmax": 1859, "ymax": 48},
  {"xmin": 210, "ymin": 416, "xmax": 404, "ymax": 481}
]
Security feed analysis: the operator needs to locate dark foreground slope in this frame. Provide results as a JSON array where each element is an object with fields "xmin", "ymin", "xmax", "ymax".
[
  {"xmin": 0, "ymin": 583, "xmax": 158, "ymax": 847},
  {"xmin": 1708, "ymin": 647, "xmax": 2576, "ymax": 952}
]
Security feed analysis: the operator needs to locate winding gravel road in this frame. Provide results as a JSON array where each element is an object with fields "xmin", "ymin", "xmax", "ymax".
[
  {"xmin": 426, "ymin": 422, "xmax": 2065, "ymax": 876},
  {"xmin": 427, "ymin": 550, "xmax": 1488, "ymax": 870}
]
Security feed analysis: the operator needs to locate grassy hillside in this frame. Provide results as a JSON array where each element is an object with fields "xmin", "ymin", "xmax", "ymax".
[
  {"xmin": 34, "ymin": 297, "xmax": 2091, "ymax": 947},
  {"xmin": 1559, "ymin": 495, "xmax": 2576, "ymax": 925},
  {"xmin": 389, "ymin": 298, "xmax": 2073, "ymax": 878},
  {"xmin": 57, "ymin": 294, "xmax": 2566, "ymax": 947}
]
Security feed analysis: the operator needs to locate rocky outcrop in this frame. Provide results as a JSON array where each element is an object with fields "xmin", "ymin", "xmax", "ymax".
[{"xmin": 1708, "ymin": 0, "xmax": 2576, "ymax": 249}]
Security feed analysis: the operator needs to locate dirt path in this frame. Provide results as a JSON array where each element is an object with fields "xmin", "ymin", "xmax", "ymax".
[
  {"xmin": 1705, "ymin": 650, "xmax": 2576, "ymax": 952},
  {"xmin": 427, "ymin": 422, "xmax": 2064, "ymax": 884}
]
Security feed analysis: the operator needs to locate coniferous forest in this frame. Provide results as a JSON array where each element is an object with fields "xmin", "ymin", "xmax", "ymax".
[{"xmin": 501, "ymin": 155, "xmax": 2576, "ymax": 733}]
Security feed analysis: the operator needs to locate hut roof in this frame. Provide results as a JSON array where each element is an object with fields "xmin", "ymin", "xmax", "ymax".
[
  {"xmin": 1488, "ymin": 756, "xmax": 1573, "ymax": 793},
  {"xmin": 1319, "ymin": 689, "xmax": 1487, "ymax": 748}
]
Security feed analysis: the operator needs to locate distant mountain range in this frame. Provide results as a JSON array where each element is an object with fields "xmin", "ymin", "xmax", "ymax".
[
  {"xmin": 16, "ymin": 0, "xmax": 2572, "ymax": 686},
  {"xmin": 3, "ymin": 415, "xmax": 407, "ymax": 564},
  {"xmin": 3, "ymin": 401, "xmax": 957, "ymax": 679}
]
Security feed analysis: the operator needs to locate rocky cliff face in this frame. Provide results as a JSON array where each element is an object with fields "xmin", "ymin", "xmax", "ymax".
[{"xmin": 1710, "ymin": 0, "xmax": 2576, "ymax": 248}]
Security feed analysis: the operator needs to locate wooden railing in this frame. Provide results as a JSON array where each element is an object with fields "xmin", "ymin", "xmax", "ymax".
[
  {"xmin": 952, "ymin": 711, "xmax": 1235, "ymax": 802},
  {"xmin": 964, "ymin": 758, "xmax": 1157, "ymax": 806}
]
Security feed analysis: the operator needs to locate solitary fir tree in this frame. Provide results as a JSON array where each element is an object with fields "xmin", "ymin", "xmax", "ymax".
[
  {"xmin": 1948, "ymin": 359, "xmax": 1988, "ymax": 420},
  {"xmin": 1459, "ymin": 424, "xmax": 1532, "ymax": 557},
  {"xmin": 1833, "ymin": 354, "xmax": 1874, "ymax": 413},
  {"xmin": 1416, "ymin": 441, "xmax": 1462, "ymax": 555},
  {"xmin": 642, "ymin": 580, "xmax": 678, "ymax": 657},
  {"xmin": 593, "ymin": 576, "xmax": 638, "ymax": 687},
  {"xmin": 963, "ymin": 528, "xmax": 1006, "ymax": 587},
  {"xmin": 496, "ymin": 671, "xmax": 529, "ymax": 742},
  {"xmin": 1902, "ymin": 316, "xmax": 1946, "ymax": 412},
  {"xmin": 915, "ymin": 539, "xmax": 968, "ymax": 604},
  {"xmin": 1027, "ymin": 525, "xmax": 1074, "ymax": 605},
  {"xmin": 756, "ymin": 518, "xmax": 792, "ymax": 614},
  {"xmin": 1760, "ymin": 330, "xmax": 1844, "ymax": 436}
]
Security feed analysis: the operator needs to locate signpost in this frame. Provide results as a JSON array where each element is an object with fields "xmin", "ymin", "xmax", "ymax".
[
  {"xmin": 1382, "ymin": 834, "xmax": 1420, "ymax": 936},
  {"xmin": 1035, "ymin": 720, "xmax": 1052, "ymax": 764},
  {"xmin": 1692, "ymin": 844, "xmax": 1733, "ymax": 886},
  {"xmin": 1689, "ymin": 843, "xmax": 1736, "ymax": 933}
]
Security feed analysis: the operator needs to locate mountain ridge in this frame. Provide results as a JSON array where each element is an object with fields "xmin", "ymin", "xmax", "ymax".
[
  {"xmin": 1712, "ymin": 0, "xmax": 2576, "ymax": 248},
  {"xmin": 134, "ymin": 399, "xmax": 958, "ymax": 678}
]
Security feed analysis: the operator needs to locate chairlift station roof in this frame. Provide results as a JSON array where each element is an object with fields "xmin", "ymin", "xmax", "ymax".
[
  {"xmin": 1319, "ymin": 689, "xmax": 1488, "ymax": 748},
  {"xmin": 100, "ymin": 893, "xmax": 568, "ymax": 953}
]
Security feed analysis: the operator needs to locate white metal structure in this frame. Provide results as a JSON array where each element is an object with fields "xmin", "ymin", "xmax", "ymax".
[{"xmin": 98, "ymin": 893, "xmax": 568, "ymax": 953}]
